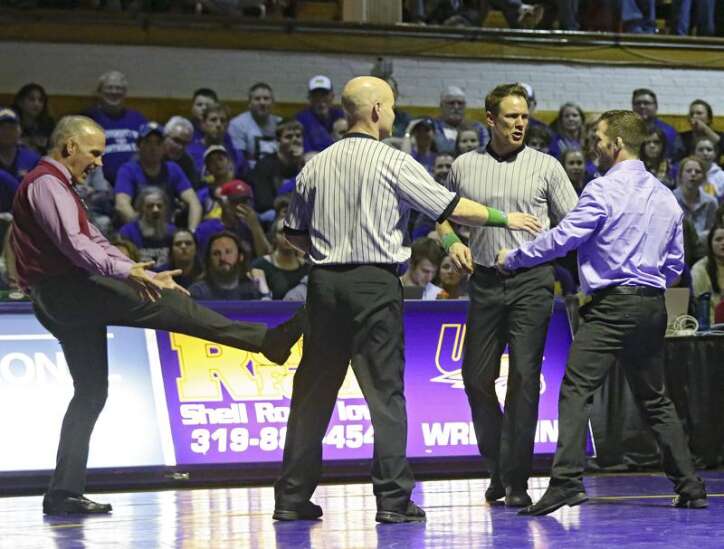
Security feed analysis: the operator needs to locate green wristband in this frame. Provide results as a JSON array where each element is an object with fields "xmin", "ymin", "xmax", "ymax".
[
  {"xmin": 441, "ymin": 232, "xmax": 462, "ymax": 252},
  {"xmin": 486, "ymin": 207, "xmax": 508, "ymax": 227}
]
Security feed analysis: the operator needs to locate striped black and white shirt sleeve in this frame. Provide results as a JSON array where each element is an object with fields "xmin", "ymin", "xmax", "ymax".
[{"xmin": 397, "ymin": 156, "xmax": 459, "ymax": 222}]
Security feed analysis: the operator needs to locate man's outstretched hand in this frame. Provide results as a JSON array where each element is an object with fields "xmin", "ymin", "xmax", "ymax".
[{"xmin": 128, "ymin": 262, "xmax": 190, "ymax": 301}]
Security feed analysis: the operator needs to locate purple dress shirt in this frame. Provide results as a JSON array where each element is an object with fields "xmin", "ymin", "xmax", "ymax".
[
  {"xmin": 27, "ymin": 158, "xmax": 134, "ymax": 279},
  {"xmin": 505, "ymin": 160, "xmax": 685, "ymax": 294}
]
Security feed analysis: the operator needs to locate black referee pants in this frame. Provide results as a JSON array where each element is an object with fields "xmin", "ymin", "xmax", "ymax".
[
  {"xmin": 275, "ymin": 264, "xmax": 415, "ymax": 513},
  {"xmin": 462, "ymin": 264, "xmax": 554, "ymax": 492},
  {"xmin": 550, "ymin": 288, "xmax": 705, "ymax": 498},
  {"xmin": 31, "ymin": 273, "xmax": 268, "ymax": 496}
]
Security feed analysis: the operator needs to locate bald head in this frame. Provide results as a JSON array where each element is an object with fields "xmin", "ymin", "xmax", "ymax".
[
  {"xmin": 49, "ymin": 116, "xmax": 106, "ymax": 184},
  {"xmin": 341, "ymin": 76, "xmax": 395, "ymax": 138},
  {"xmin": 50, "ymin": 116, "xmax": 105, "ymax": 153}
]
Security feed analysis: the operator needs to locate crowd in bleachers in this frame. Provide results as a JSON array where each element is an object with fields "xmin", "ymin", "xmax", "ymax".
[
  {"xmin": 4, "ymin": 0, "xmax": 724, "ymax": 37},
  {"xmin": 0, "ymin": 67, "xmax": 723, "ymax": 321}
]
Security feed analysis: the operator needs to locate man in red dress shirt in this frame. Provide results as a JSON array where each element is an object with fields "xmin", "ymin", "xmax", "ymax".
[{"xmin": 10, "ymin": 116, "xmax": 303, "ymax": 516}]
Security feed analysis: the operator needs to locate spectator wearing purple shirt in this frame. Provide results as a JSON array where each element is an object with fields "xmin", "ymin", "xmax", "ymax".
[
  {"xmin": 548, "ymin": 102, "xmax": 584, "ymax": 160},
  {"xmin": 114, "ymin": 122, "xmax": 202, "ymax": 231},
  {"xmin": 499, "ymin": 110, "xmax": 706, "ymax": 516},
  {"xmin": 0, "ymin": 108, "xmax": 41, "ymax": 182},
  {"xmin": 83, "ymin": 71, "xmax": 147, "ymax": 184},
  {"xmin": 295, "ymin": 75, "xmax": 344, "ymax": 153},
  {"xmin": 0, "ymin": 168, "xmax": 19, "ymax": 213},
  {"xmin": 9, "ymin": 116, "xmax": 304, "ymax": 516},
  {"xmin": 186, "ymin": 104, "xmax": 249, "ymax": 179},
  {"xmin": 632, "ymin": 88, "xmax": 678, "ymax": 160}
]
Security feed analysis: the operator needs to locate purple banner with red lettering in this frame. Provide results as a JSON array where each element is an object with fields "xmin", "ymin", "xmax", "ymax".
[{"xmin": 157, "ymin": 300, "xmax": 573, "ymax": 465}]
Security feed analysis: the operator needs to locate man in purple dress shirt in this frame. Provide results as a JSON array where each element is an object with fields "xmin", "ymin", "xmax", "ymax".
[
  {"xmin": 497, "ymin": 110, "xmax": 707, "ymax": 516},
  {"xmin": 10, "ymin": 116, "xmax": 304, "ymax": 516}
]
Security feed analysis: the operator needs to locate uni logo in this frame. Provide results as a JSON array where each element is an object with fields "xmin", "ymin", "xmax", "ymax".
[{"xmin": 431, "ymin": 324, "xmax": 545, "ymax": 403}]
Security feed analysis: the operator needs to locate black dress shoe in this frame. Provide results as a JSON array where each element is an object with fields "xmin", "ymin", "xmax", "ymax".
[
  {"xmin": 273, "ymin": 500, "xmax": 323, "ymax": 521},
  {"xmin": 261, "ymin": 307, "xmax": 306, "ymax": 365},
  {"xmin": 672, "ymin": 494, "xmax": 708, "ymax": 509},
  {"xmin": 485, "ymin": 481, "xmax": 505, "ymax": 503},
  {"xmin": 518, "ymin": 487, "xmax": 587, "ymax": 516},
  {"xmin": 375, "ymin": 501, "xmax": 426, "ymax": 523},
  {"xmin": 504, "ymin": 487, "xmax": 532, "ymax": 508},
  {"xmin": 43, "ymin": 493, "xmax": 112, "ymax": 516}
]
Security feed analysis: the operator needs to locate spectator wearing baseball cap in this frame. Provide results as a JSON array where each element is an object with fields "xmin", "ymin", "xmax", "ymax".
[
  {"xmin": 0, "ymin": 108, "xmax": 41, "ymax": 183},
  {"xmin": 295, "ymin": 75, "xmax": 345, "ymax": 153},
  {"xmin": 432, "ymin": 86, "xmax": 489, "ymax": 155},
  {"xmin": 194, "ymin": 178, "xmax": 272, "ymax": 261},
  {"xmin": 197, "ymin": 145, "xmax": 236, "ymax": 217},
  {"xmin": 518, "ymin": 82, "xmax": 552, "ymax": 136},
  {"xmin": 115, "ymin": 121, "xmax": 202, "ymax": 231}
]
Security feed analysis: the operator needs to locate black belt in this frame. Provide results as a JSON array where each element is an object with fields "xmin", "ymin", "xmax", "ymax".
[
  {"xmin": 474, "ymin": 264, "xmax": 548, "ymax": 276},
  {"xmin": 313, "ymin": 263, "xmax": 400, "ymax": 276},
  {"xmin": 592, "ymin": 285, "xmax": 664, "ymax": 298}
]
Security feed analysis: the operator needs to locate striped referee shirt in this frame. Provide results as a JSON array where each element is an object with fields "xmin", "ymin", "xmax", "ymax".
[
  {"xmin": 445, "ymin": 144, "xmax": 578, "ymax": 267},
  {"xmin": 285, "ymin": 133, "xmax": 459, "ymax": 265}
]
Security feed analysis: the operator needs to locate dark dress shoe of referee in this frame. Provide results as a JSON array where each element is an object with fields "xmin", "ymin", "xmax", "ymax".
[
  {"xmin": 375, "ymin": 501, "xmax": 426, "ymax": 524},
  {"xmin": 518, "ymin": 486, "xmax": 588, "ymax": 516},
  {"xmin": 273, "ymin": 500, "xmax": 323, "ymax": 521},
  {"xmin": 672, "ymin": 493, "xmax": 708, "ymax": 509},
  {"xmin": 261, "ymin": 307, "xmax": 306, "ymax": 365},
  {"xmin": 43, "ymin": 493, "xmax": 112, "ymax": 516},
  {"xmin": 504, "ymin": 487, "xmax": 533, "ymax": 508},
  {"xmin": 485, "ymin": 481, "xmax": 506, "ymax": 503}
]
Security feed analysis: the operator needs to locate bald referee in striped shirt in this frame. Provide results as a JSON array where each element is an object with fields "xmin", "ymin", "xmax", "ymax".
[
  {"xmin": 438, "ymin": 83, "xmax": 579, "ymax": 507},
  {"xmin": 273, "ymin": 76, "xmax": 541, "ymax": 524}
]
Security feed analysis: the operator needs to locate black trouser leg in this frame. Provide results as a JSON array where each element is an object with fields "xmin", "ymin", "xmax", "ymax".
[
  {"xmin": 620, "ymin": 297, "xmax": 705, "ymax": 498},
  {"xmin": 348, "ymin": 268, "xmax": 414, "ymax": 512},
  {"xmin": 36, "ymin": 274, "xmax": 267, "ymax": 351},
  {"xmin": 463, "ymin": 266, "xmax": 553, "ymax": 490},
  {"xmin": 47, "ymin": 325, "xmax": 109, "ymax": 495},
  {"xmin": 551, "ymin": 293, "xmax": 704, "ymax": 496},
  {"xmin": 502, "ymin": 275, "xmax": 554, "ymax": 490},
  {"xmin": 274, "ymin": 269, "xmax": 352, "ymax": 506},
  {"xmin": 549, "ymin": 303, "xmax": 621, "ymax": 492},
  {"xmin": 462, "ymin": 270, "xmax": 507, "ymax": 483}
]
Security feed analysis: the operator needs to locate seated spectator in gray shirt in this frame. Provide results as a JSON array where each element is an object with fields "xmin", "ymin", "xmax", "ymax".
[
  {"xmin": 228, "ymin": 82, "xmax": 282, "ymax": 169},
  {"xmin": 432, "ymin": 86, "xmax": 489, "ymax": 155}
]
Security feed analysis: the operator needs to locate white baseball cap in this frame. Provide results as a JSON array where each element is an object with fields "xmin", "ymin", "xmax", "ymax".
[
  {"xmin": 441, "ymin": 85, "xmax": 466, "ymax": 101},
  {"xmin": 518, "ymin": 82, "xmax": 535, "ymax": 101},
  {"xmin": 308, "ymin": 75, "xmax": 333, "ymax": 92}
]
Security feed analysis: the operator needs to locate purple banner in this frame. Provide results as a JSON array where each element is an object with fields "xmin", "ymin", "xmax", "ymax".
[{"xmin": 158, "ymin": 300, "xmax": 573, "ymax": 465}]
